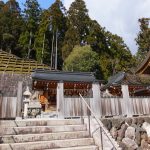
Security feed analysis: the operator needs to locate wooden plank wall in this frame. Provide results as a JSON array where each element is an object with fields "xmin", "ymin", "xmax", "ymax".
[
  {"xmin": 64, "ymin": 97, "xmax": 150, "ymax": 117},
  {"xmin": 132, "ymin": 98, "xmax": 150, "ymax": 115},
  {"xmin": 101, "ymin": 98, "xmax": 123, "ymax": 116},
  {"xmin": 0, "ymin": 73, "xmax": 32, "ymax": 97},
  {"xmin": 64, "ymin": 97, "xmax": 91, "ymax": 117},
  {"xmin": 0, "ymin": 73, "xmax": 32, "ymax": 119},
  {"xmin": 0, "ymin": 96, "xmax": 17, "ymax": 119}
]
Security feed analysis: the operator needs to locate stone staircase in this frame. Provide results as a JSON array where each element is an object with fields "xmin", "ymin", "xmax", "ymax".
[{"xmin": 0, "ymin": 119, "xmax": 99, "ymax": 150}]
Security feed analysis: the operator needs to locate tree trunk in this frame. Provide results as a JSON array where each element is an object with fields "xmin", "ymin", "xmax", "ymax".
[{"xmin": 41, "ymin": 33, "xmax": 45, "ymax": 64}]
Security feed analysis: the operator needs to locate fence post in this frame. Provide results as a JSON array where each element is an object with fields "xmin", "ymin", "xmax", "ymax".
[
  {"xmin": 121, "ymin": 84, "xmax": 132, "ymax": 117},
  {"xmin": 16, "ymin": 81, "xmax": 23, "ymax": 118},
  {"xmin": 92, "ymin": 82, "xmax": 102, "ymax": 117},
  {"xmin": 57, "ymin": 81, "xmax": 64, "ymax": 118}
]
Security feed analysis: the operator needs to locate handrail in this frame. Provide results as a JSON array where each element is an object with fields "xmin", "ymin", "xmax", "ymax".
[{"xmin": 79, "ymin": 93, "xmax": 120, "ymax": 150}]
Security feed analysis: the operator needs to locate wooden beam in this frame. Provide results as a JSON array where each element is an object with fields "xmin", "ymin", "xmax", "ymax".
[{"xmin": 16, "ymin": 81, "xmax": 23, "ymax": 117}]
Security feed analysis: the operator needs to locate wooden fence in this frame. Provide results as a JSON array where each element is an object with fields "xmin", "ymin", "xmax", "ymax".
[
  {"xmin": 0, "ymin": 96, "xmax": 17, "ymax": 119},
  {"xmin": 1, "ymin": 82, "xmax": 150, "ymax": 119},
  {"xmin": 64, "ymin": 97, "xmax": 91, "ymax": 117},
  {"xmin": 64, "ymin": 96, "xmax": 150, "ymax": 118},
  {"xmin": 0, "ymin": 73, "xmax": 32, "ymax": 119}
]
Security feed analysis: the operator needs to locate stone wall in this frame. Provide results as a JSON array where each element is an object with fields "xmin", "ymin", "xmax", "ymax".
[{"xmin": 101, "ymin": 116, "xmax": 150, "ymax": 149}]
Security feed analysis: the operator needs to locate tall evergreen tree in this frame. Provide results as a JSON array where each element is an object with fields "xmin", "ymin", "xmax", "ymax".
[
  {"xmin": 35, "ymin": 0, "xmax": 67, "ymax": 69},
  {"xmin": 0, "ymin": 0, "xmax": 24, "ymax": 55},
  {"xmin": 62, "ymin": 0, "xmax": 90, "ymax": 60},
  {"xmin": 136, "ymin": 18, "xmax": 150, "ymax": 62},
  {"xmin": 104, "ymin": 31, "xmax": 134, "ymax": 76},
  {"xmin": 35, "ymin": 10, "xmax": 52, "ymax": 64},
  {"xmin": 48, "ymin": 0, "xmax": 67, "ymax": 69},
  {"xmin": 86, "ymin": 20, "xmax": 107, "ymax": 54},
  {"xmin": 19, "ymin": 0, "xmax": 41, "ymax": 59}
]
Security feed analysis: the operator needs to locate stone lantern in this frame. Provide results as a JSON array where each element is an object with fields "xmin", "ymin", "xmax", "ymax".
[{"xmin": 23, "ymin": 86, "xmax": 31, "ymax": 118}]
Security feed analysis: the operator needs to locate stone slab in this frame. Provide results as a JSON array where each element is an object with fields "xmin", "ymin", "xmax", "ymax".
[
  {"xmin": 10, "ymin": 138, "xmax": 94, "ymax": 150},
  {"xmin": 16, "ymin": 119, "xmax": 82, "ymax": 127},
  {"xmin": 14, "ymin": 124, "xmax": 87, "ymax": 134},
  {"xmin": 0, "ymin": 144, "xmax": 11, "ymax": 150},
  {"xmin": 0, "ymin": 121, "xmax": 17, "ymax": 127},
  {"xmin": 11, "ymin": 131, "xmax": 89, "ymax": 143},
  {"xmin": 45, "ymin": 145, "xmax": 99, "ymax": 150}
]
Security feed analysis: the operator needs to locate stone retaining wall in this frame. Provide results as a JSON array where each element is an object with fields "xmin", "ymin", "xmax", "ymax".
[{"xmin": 101, "ymin": 116, "xmax": 150, "ymax": 149}]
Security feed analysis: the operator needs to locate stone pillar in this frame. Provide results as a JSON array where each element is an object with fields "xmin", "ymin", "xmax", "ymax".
[
  {"xmin": 57, "ymin": 82, "xmax": 64, "ymax": 118},
  {"xmin": 23, "ymin": 102, "xmax": 29, "ymax": 118},
  {"xmin": 16, "ymin": 81, "xmax": 23, "ymax": 117},
  {"xmin": 92, "ymin": 82, "xmax": 102, "ymax": 117},
  {"xmin": 121, "ymin": 84, "xmax": 132, "ymax": 117}
]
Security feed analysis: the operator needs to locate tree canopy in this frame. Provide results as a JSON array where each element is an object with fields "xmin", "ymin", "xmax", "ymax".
[
  {"xmin": 64, "ymin": 45, "xmax": 99, "ymax": 70},
  {"xmin": 0, "ymin": 0, "xmax": 136, "ymax": 80},
  {"xmin": 136, "ymin": 18, "xmax": 150, "ymax": 63}
]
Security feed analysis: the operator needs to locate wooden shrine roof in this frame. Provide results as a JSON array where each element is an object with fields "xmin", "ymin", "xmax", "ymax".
[
  {"xmin": 32, "ymin": 69, "xmax": 99, "ymax": 83},
  {"xmin": 136, "ymin": 50, "xmax": 150, "ymax": 75},
  {"xmin": 0, "ymin": 50, "xmax": 50, "ymax": 74},
  {"xmin": 101, "ymin": 72, "xmax": 150, "ymax": 91}
]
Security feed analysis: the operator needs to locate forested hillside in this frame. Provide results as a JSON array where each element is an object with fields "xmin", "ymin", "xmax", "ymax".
[{"xmin": 0, "ymin": 0, "xmax": 137, "ymax": 80}]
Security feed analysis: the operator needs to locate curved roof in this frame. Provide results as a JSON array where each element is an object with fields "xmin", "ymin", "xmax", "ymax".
[
  {"xmin": 32, "ymin": 69, "xmax": 97, "ymax": 83},
  {"xmin": 101, "ymin": 72, "xmax": 143, "ymax": 90},
  {"xmin": 136, "ymin": 50, "xmax": 150, "ymax": 75},
  {"xmin": 0, "ymin": 50, "xmax": 50, "ymax": 74}
]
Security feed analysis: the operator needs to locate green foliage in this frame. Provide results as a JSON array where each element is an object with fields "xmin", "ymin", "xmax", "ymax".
[
  {"xmin": 64, "ymin": 45, "xmax": 100, "ymax": 76},
  {"xmin": 0, "ymin": 0, "xmax": 24, "ymax": 55},
  {"xmin": 18, "ymin": 31, "xmax": 30, "ymax": 57},
  {"xmin": 62, "ymin": 0, "xmax": 90, "ymax": 60},
  {"xmin": 35, "ymin": 0, "xmax": 66, "ymax": 68},
  {"xmin": 104, "ymin": 32, "xmax": 134, "ymax": 77},
  {"xmin": 35, "ymin": 10, "xmax": 50, "ymax": 63},
  {"xmin": 24, "ymin": 0, "xmax": 41, "ymax": 32},
  {"xmin": 86, "ymin": 20, "xmax": 107, "ymax": 53},
  {"xmin": 0, "ymin": 0, "xmax": 136, "ymax": 81},
  {"xmin": 136, "ymin": 18, "xmax": 150, "ymax": 62}
]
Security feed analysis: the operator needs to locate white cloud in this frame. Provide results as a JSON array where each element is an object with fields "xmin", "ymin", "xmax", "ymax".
[{"xmin": 63, "ymin": 0, "xmax": 150, "ymax": 54}]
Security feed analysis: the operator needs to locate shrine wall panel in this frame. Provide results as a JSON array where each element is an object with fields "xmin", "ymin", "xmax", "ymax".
[
  {"xmin": 0, "ymin": 96, "xmax": 17, "ymax": 119},
  {"xmin": 64, "ymin": 97, "xmax": 94, "ymax": 117},
  {"xmin": 101, "ymin": 98, "xmax": 123, "ymax": 116},
  {"xmin": 131, "ymin": 98, "xmax": 150, "ymax": 115}
]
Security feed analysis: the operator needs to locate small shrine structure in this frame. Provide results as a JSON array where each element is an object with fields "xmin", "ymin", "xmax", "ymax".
[{"xmin": 32, "ymin": 69, "xmax": 103, "ymax": 118}]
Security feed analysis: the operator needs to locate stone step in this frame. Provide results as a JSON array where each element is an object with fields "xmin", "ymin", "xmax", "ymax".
[
  {"xmin": 0, "ymin": 127, "xmax": 16, "ymax": 135},
  {"xmin": 2, "ymin": 131, "xmax": 89, "ymax": 143},
  {"xmin": 16, "ymin": 119, "xmax": 82, "ymax": 127},
  {"xmin": 0, "ymin": 144, "xmax": 11, "ymax": 150},
  {"xmin": 4, "ymin": 138, "xmax": 95, "ymax": 150},
  {"xmin": 15, "ymin": 124, "xmax": 87, "ymax": 135},
  {"xmin": 0, "ymin": 124, "xmax": 87, "ymax": 135},
  {"xmin": 0, "ymin": 120, "xmax": 17, "ymax": 127},
  {"xmin": 45, "ymin": 145, "xmax": 99, "ymax": 150}
]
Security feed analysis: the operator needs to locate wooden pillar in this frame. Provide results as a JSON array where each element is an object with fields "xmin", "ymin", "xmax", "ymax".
[
  {"xmin": 16, "ymin": 81, "xmax": 23, "ymax": 117},
  {"xmin": 121, "ymin": 84, "xmax": 132, "ymax": 117},
  {"xmin": 57, "ymin": 82, "xmax": 64, "ymax": 118},
  {"xmin": 92, "ymin": 82, "xmax": 102, "ymax": 117}
]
